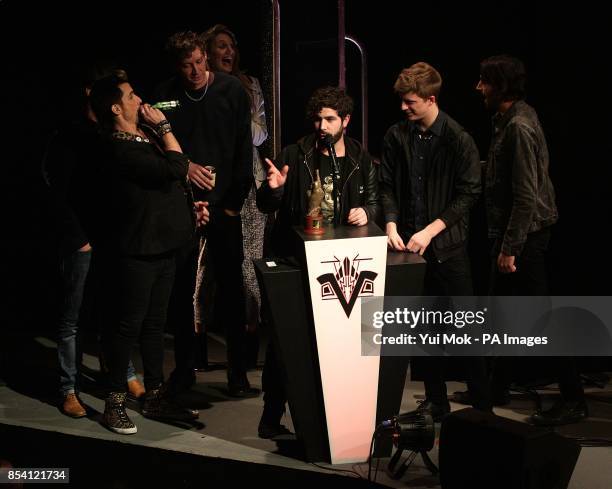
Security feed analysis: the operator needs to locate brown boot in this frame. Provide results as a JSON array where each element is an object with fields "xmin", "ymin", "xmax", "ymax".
[
  {"xmin": 127, "ymin": 378, "xmax": 145, "ymax": 399},
  {"xmin": 62, "ymin": 393, "xmax": 86, "ymax": 418}
]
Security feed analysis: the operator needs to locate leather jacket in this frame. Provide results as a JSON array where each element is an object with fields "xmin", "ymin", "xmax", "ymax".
[
  {"xmin": 485, "ymin": 100, "xmax": 558, "ymax": 256},
  {"xmin": 257, "ymin": 133, "xmax": 380, "ymax": 256},
  {"xmin": 380, "ymin": 113, "xmax": 481, "ymax": 262}
]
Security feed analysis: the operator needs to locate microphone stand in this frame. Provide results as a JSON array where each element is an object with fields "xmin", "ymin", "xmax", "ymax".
[{"xmin": 324, "ymin": 136, "xmax": 342, "ymax": 227}]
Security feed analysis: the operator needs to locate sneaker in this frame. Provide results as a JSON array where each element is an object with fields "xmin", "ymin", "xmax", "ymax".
[
  {"xmin": 104, "ymin": 392, "xmax": 137, "ymax": 435},
  {"xmin": 416, "ymin": 399, "xmax": 450, "ymax": 422},
  {"xmin": 141, "ymin": 388, "xmax": 199, "ymax": 421},
  {"xmin": 127, "ymin": 378, "xmax": 145, "ymax": 399},
  {"xmin": 530, "ymin": 400, "xmax": 588, "ymax": 426},
  {"xmin": 62, "ymin": 393, "xmax": 87, "ymax": 418}
]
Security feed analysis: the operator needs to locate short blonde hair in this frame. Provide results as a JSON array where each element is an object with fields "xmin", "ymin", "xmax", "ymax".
[{"xmin": 394, "ymin": 62, "xmax": 442, "ymax": 99}]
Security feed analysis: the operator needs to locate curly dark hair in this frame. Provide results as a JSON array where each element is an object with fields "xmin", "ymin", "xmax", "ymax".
[
  {"xmin": 479, "ymin": 55, "xmax": 527, "ymax": 102},
  {"xmin": 305, "ymin": 86, "xmax": 354, "ymax": 121},
  {"xmin": 165, "ymin": 31, "xmax": 207, "ymax": 63}
]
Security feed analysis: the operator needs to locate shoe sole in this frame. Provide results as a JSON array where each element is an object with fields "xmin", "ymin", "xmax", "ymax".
[
  {"xmin": 107, "ymin": 425, "xmax": 138, "ymax": 435},
  {"xmin": 63, "ymin": 411, "xmax": 87, "ymax": 418}
]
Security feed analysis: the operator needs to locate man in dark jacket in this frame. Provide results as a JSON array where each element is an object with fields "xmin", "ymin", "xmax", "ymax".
[
  {"xmin": 477, "ymin": 55, "xmax": 586, "ymax": 425},
  {"xmin": 90, "ymin": 72, "xmax": 203, "ymax": 435},
  {"xmin": 43, "ymin": 65, "xmax": 145, "ymax": 419},
  {"xmin": 258, "ymin": 86, "xmax": 379, "ymax": 257},
  {"xmin": 256, "ymin": 86, "xmax": 379, "ymax": 437},
  {"xmin": 379, "ymin": 62, "xmax": 490, "ymax": 420}
]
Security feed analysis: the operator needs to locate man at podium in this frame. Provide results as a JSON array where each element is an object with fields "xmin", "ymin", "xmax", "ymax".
[{"xmin": 255, "ymin": 86, "xmax": 379, "ymax": 438}]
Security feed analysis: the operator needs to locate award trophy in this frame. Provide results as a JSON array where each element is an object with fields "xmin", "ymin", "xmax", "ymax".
[{"xmin": 304, "ymin": 169, "xmax": 325, "ymax": 235}]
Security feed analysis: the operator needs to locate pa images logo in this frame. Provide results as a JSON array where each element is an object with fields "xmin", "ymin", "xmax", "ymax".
[{"xmin": 317, "ymin": 254, "xmax": 377, "ymax": 318}]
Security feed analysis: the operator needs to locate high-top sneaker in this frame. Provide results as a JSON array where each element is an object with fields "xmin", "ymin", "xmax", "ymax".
[
  {"xmin": 141, "ymin": 386, "xmax": 199, "ymax": 421},
  {"xmin": 104, "ymin": 392, "xmax": 137, "ymax": 434}
]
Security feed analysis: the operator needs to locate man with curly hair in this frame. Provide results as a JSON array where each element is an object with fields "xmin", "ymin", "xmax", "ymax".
[{"xmin": 256, "ymin": 86, "xmax": 379, "ymax": 438}]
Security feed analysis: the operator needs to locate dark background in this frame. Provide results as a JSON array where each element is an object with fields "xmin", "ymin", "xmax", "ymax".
[{"xmin": 2, "ymin": 0, "xmax": 610, "ymax": 334}]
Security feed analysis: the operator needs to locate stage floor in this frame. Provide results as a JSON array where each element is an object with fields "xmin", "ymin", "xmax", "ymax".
[{"xmin": 1, "ymin": 330, "xmax": 611, "ymax": 488}]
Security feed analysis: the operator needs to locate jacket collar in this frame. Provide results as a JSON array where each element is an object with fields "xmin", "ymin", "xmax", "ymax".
[
  {"xmin": 296, "ymin": 133, "xmax": 362, "ymax": 168},
  {"xmin": 493, "ymin": 100, "xmax": 529, "ymax": 134}
]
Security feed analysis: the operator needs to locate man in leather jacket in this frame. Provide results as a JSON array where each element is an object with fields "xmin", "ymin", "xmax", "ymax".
[
  {"xmin": 255, "ymin": 86, "xmax": 379, "ymax": 437},
  {"xmin": 258, "ymin": 86, "xmax": 379, "ymax": 257},
  {"xmin": 477, "ymin": 55, "xmax": 586, "ymax": 426},
  {"xmin": 380, "ymin": 62, "xmax": 491, "ymax": 420}
]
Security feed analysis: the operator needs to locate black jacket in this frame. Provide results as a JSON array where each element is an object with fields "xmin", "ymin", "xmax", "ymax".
[
  {"xmin": 257, "ymin": 133, "xmax": 380, "ymax": 256},
  {"xmin": 42, "ymin": 119, "xmax": 100, "ymax": 256},
  {"xmin": 485, "ymin": 101, "xmax": 558, "ymax": 256},
  {"xmin": 379, "ymin": 113, "xmax": 481, "ymax": 262},
  {"xmin": 94, "ymin": 126, "xmax": 195, "ymax": 257}
]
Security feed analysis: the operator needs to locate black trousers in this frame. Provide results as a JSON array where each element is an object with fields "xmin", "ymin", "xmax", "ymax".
[
  {"xmin": 261, "ymin": 339, "xmax": 286, "ymax": 422},
  {"xmin": 170, "ymin": 209, "xmax": 247, "ymax": 384},
  {"xmin": 418, "ymin": 247, "xmax": 492, "ymax": 410},
  {"xmin": 489, "ymin": 227, "xmax": 584, "ymax": 402},
  {"xmin": 168, "ymin": 238, "xmax": 199, "ymax": 378},
  {"xmin": 103, "ymin": 253, "xmax": 176, "ymax": 392},
  {"xmin": 206, "ymin": 210, "xmax": 247, "ymax": 383}
]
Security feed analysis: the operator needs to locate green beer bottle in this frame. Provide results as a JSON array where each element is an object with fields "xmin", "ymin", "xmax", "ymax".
[{"xmin": 151, "ymin": 100, "xmax": 181, "ymax": 111}]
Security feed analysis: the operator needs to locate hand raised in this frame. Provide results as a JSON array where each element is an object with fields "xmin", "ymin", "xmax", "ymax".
[{"xmin": 265, "ymin": 158, "xmax": 289, "ymax": 189}]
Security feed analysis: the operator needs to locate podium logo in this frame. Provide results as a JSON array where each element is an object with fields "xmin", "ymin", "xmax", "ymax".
[{"xmin": 317, "ymin": 255, "xmax": 378, "ymax": 318}]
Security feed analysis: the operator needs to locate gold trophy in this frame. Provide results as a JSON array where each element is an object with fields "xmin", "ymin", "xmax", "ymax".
[{"xmin": 304, "ymin": 169, "xmax": 325, "ymax": 235}]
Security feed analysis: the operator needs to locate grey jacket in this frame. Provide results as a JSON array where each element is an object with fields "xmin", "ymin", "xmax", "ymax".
[{"xmin": 485, "ymin": 100, "xmax": 558, "ymax": 256}]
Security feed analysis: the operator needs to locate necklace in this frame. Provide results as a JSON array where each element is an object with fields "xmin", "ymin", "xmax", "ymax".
[{"xmin": 184, "ymin": 74, "xmax": 209, "ymax": 102}]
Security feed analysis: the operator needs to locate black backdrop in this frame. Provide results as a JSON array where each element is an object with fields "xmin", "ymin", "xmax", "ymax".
[{"xmin": 2, "ymin": 0, "xmax": 610, "ymax": 335}]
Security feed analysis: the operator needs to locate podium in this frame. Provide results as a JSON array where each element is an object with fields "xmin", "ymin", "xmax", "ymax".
[{"xmin": 254, "ymin": 223, "xmax": 425, "ymax": 463}]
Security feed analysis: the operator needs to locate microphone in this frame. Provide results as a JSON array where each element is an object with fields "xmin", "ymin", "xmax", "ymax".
[
  {"xmin": 322, "ymin": 134, "xmax": 341, "ymax": 226},
  {"xmin": 322, "ymin": 134, "xmax": 340, "ymax": 174}
]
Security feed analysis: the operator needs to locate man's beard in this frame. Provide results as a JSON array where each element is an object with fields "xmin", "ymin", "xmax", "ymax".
[{"xmin": 318, "ymin": 128, "xmax": 343, "ymax": 144}]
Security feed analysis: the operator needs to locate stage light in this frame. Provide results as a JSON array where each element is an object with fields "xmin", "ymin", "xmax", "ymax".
[
  {"xmin": 370, "ymin": 408, "xmax": 437, "ymax": 481},
  {"xmin": 393, "ymin": 409, "xmax": 435, "ymax": 452}
]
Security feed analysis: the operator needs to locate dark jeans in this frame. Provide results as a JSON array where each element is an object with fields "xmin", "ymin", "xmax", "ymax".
[
  {"xmin": 489, "ymin": 227, "xmax": 584, "ymax": 402},
  {"xmin": 103, "ymin": 253, "xmax": 176, "ymax": 392},
  {"xmin": 489, "ymin": 227, "xmax": 551, "ymax": 295},
  {"xmin": 57, "ymin": 249, "xmax": 91, "ymax": 394},
  {"xmin": 419, "ymin": 248, "xmax": 491, "ymax": 410}
]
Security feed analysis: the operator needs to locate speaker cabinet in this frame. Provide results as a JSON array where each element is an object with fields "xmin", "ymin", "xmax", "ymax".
[{"xmin": 439, "ymin": 408, "xmax": 581, "ymax": 489}]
